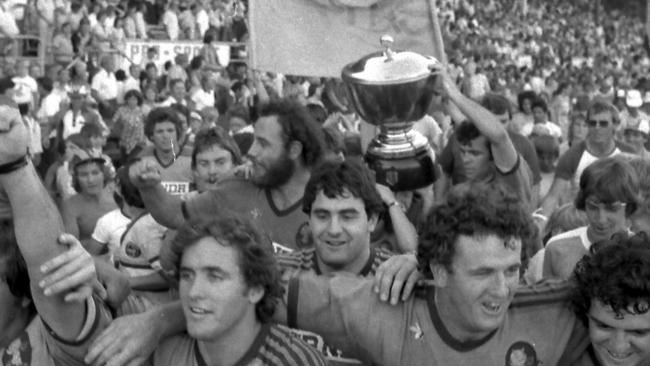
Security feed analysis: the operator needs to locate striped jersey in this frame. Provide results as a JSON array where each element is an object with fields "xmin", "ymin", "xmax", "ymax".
[
  {"xmin": 152, "ymin": 323, "xmax": 327, "ymax": 366},
  {"xmin": 286, "ymin": 275, "xmax": 590, "ymax": 365},
  {"xmin": 278, "ymin": 246, "xmax": 393, "ymax": 366}
]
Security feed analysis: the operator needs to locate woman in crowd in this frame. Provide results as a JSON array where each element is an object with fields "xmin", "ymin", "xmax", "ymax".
[{"xmin": 113, "ymin": 89, "xmax": 147, "ymax": 160}]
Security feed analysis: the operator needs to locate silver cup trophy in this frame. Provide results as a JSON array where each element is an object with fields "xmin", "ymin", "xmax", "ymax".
[{"xmin": 341, "ymin": 35, "xmax": 442, "ymax": 191}]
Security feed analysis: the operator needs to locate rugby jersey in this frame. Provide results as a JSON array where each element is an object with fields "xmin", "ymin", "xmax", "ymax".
[
  {"xmin": 138, "ymin": 145, "xmax": 193, "ymax": 196},
  {"xmin": 152, "ymin": 323, "xmax": 327, "ymax": 366},
  {"xmin": 278, "ymin": 246, "xmax": 393, "ymax": 366},
  {"xmin": 285, "ymin": 275, "xmax": 590, "ymax": 365}
]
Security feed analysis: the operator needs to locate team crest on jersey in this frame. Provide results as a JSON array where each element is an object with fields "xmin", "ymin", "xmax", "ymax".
[
  {"xmin": 124, "ymin": 241, "xmax": 142, "ymax": 258},
  {"xmin": 505, "ymin": 341, "xmax": 538, "ymax": 366},
  {"xmin": 2, "ymin": 330, "xmax": 32, "ymax": 365}
]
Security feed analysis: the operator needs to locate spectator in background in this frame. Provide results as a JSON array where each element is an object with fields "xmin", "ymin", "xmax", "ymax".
[
  {"xmin": 177, "ymin": 0, "xmax": 195, "ymax": 40},
  {"xmin": 623, "ymin": 119, "xmax": 650, "ymax": 159},
  {"xmin": 91, "ymin": 54, "xmax": 119, "ymax": 122},
  {"xmin": 0, "ymin": 0, "xmax": 20, "ymax": 37},
  {"xmin": 61, "ymin": 149, "xmax": 117, "ymax": 249},
  {"xmin": 52, "ymin": 22, "xmax": 75, "ymax": 66},
  {"xmin": 113, "ymin": 89, "xmax": 147, "ymax": 159},
  {"xmin": 162, "ymin": 0, "xmax": 179, "ymax": 41},
  {"xmin": 190, "ymin": 74, "xmax": 216, "ymax": 111},
  {"xmin": 193, "ymin": 0, "xmax": 209, "ymax": 40},
  {"xmin": 199, "ymin": 29, "xmax": 222, "ymax": 74},
  {"xmin": 509, "ymin": 90, "xmax": 536, "ymax": 135},
  {"xmin": 123, "ymin": 2, "xmax": 140, "ymax": 39},
  {"xmin": 72, "ymin": 17, "xmax": 93, "ymax": 58}
]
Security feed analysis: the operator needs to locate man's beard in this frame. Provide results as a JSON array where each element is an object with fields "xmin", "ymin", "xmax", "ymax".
[{"xmin": 252, "ymin": 152, "xmax": 295, "ymax": 188}]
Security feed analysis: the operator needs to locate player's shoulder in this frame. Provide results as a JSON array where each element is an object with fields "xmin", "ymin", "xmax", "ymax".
[
  {"xmin": 153, "ymin": 333, "xmax": 196, "ymax": 365},
  {"xmin": 259, "ymin": 324, "xmax": 328, "ymax": 366},
  {"xmin": 276, "ymin": 247, "xmax": 316, "ymax": 273},
  {"xmin": 511, "ymin": 279, "xmax": 573, "ymax": 308}
]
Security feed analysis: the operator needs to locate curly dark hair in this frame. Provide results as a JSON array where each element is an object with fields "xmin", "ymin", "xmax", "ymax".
[
  {"xmin": 418, "ymin": 183, "xmax": 535, "ymax": 277},
  {"xmin": 455, "ymin": 121, "xmax": 489, "ymax": 152},
  {"xmin": 169, "ymin": 216, "xmax": 281, "ymax": 323},
  {"xmin": 144, "ymin": 107, "xmax": 183, "ymax": 139},
  {"xmin": 571, "ymin": 232, "xmax": 650, "ymax": 326},
  {"xmin": 517, "ymin": 90, "xmax": 537, "ymax": 113},
  {"xmin": 574, "ymin": 156, "xmax": 640, "ymax": 217},
  {"xmin": 303, "ymin": 159, "xmax": 384, "ymax": 219},
  {"xmin": 258, "ymin": 99, "xmax": 325, "ymax": 167}
]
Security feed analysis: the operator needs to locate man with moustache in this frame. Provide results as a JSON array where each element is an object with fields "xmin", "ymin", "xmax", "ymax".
[{"xmin": 129, "ymin": 99, "xmax": 326, "ymax": 251}]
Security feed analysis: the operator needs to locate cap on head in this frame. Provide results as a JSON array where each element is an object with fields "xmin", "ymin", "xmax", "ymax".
[
  {"xmin": 626, "ymin": 89, "xmax": 643, "ymax": 108},
  {"xmin": 625, "ymin": 119, "xmax": 650, "ymax": 136}
]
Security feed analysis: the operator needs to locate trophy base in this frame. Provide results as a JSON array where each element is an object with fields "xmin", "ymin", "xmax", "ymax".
[{"xmin": 365, "ymin": 146, "xmax": 437, "ymax": 191}]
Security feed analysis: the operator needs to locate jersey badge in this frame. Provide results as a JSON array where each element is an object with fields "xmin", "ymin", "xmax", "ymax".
[{"xmin": 505, "ymin": 341, "xmax": 538, "ymax": 366}]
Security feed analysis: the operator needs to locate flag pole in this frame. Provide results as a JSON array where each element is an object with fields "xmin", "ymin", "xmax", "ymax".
[{"xmin": 428, "ymin": 0, "xmax": 447, "ymax": 65}]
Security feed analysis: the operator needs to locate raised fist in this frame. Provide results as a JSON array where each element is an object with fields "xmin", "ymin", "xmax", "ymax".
[
  {"xmin": 0, "ymin": 105, "xmax": 29, "ymax": 165},
  {"xmin": 128, "ymin": 159, "xmax": 162, "ymax": 189}
]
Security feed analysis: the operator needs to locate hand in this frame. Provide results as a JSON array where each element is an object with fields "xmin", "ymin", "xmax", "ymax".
[
  {"xmin": 39, "ymin": 233, "xmax": 107, "ymax": 302},
  {"xmin": 85, "ymin": 310, "xmax": 162, "ymax": 366},
  {"xmin": 375, "ymin": 183, "xmax": 397, "ymax": 205},
  {"xmin": 373, "ymin": 253, "xmax": 422, "ymax": 305},
  {"xmin": 95, "ymin": 260, "xmax": 131, "ymax": 309},
  {"xmin": 232, "ymin": 162, "xmax": 253, "ymax": 180},
  {"xmin": 0, "ymin": 106, "xmax": 29, "ymax": 165},
  {"xmin": 128, "ymin": 159, "xmax": 162, "ymax": 189}
]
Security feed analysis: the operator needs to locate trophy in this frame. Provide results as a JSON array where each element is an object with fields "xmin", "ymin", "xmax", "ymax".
[{"xmin": 341, "ymin": 35, "xmax": 442, "ymax": 191}]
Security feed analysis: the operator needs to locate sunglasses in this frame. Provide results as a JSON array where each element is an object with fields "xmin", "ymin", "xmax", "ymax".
[{"xmin": 586, "ymin": 119, "xmax": 611, "ymax": 128}]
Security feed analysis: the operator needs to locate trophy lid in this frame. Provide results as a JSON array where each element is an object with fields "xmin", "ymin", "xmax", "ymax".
[{"xmin": 342, "ymin": 35, "xmax": 442, "ymax": 85}]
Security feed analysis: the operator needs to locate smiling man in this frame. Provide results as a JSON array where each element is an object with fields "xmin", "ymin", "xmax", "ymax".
[
  {"xmin": 153, "ymin": 216, "xmax": 327, "ymax": 366},
  {"xmin": 543, "ymin": 156, "xmax": 639, "ymax": 280},
  {"xmin": 540, "ymin": 100, "xmax": 634, "ymax": 217},
  {"xmin": 571, "ymin": 232, "xmax": 650, "ymax": 366},
  {"xmin": 283, "ymin": 183, "xmax": 588, "ymax": 365},
  {"xmin": 277, "ymin": 159, "xmax": 396, "ymax": 365}
]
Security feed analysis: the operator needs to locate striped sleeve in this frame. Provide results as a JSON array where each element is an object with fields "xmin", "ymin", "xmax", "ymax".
[{"xmin": 259, "ymin": 325, "xmax": 328, "ymax": 366}]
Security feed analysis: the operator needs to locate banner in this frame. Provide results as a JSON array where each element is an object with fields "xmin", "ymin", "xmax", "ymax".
[
  {"xmin": 122, "ymin": 39, "xmax": 231, "ymax": 70},
  {"xmin": 249, "ymin": 0, "xmax": 445, "ymax": 77}
]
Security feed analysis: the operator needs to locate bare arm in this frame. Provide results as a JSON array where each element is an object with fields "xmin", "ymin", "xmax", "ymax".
[
  {"xmin": 129, "ymin": 159, "xmax": 185, "ymax": 229},
  {"xmin": 540, "ymin": 177, "xmax": 570, "ymax": 217},
  {"xmin": 0, "ymin": 115, "xmax": 88, "ymax": 340},
  {"xmin": 61, "ymin": 198, "xmax": 81, "ymax": 240},
  {"xmin": 375, "ymin": 184, "xmax": 418, "ymax": 253},
  {"xmin": 85, "ymin": 300, "xmax": 186, "ymax": 366},
  {"xmin": 442, "ymin": 70, "xmax": 518, "ymax": 172}
]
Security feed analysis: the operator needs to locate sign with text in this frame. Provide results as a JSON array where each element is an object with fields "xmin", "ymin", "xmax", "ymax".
[
  {"xmin": 123, "ymin": 39, "xmax": 231, "ymax": 69},
  {"xmin": 249, "ymin": 0, "xmax": 444, "ymax": 77}
]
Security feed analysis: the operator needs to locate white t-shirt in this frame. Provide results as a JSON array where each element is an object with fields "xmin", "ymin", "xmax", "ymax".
[
  {"xmin": 190, "ymin": 88, "xmax": 215, "ymax": 111},
  {"xmin": 92, "ymin": 208, "xmax": 131, "ymax": 256},
  {"xmin": 91, "ymin": 68, "xmax": 119, "ymax": 100},
  {"xmin": 162, "ymin": 10, "xmax": 179, "ymax": 41},
  {"xmin": 0, "ymin": 3, "xmax": 19, "ymax": 36},
  {"xmin": 195, "ymin": 9, "xmax": 209, "ymax": 38},
  {"xmin": 521, "ymin": 121, "xmax": 563, "ymax": 140}
]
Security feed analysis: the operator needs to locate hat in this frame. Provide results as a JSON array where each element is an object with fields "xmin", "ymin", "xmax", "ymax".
[
  {"xmin": 626, "ymin": 89, "xmax": 643, "ymax": 108},
  {"xmin": 70, "ymin": 149, "xmax": 106, "ymax": 170},
  {"xmin": 624, "ymin": 119, "xmax": 650, "ymax": 136}
]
